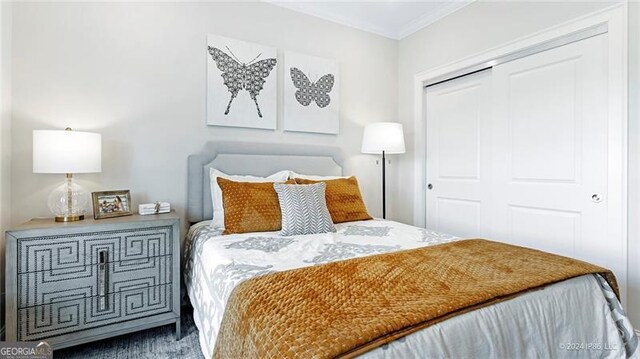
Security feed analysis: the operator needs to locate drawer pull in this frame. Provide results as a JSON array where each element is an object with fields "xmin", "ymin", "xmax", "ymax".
[{"xmin": 98, "ymin": 250, "xmax": 109, "ymax": 310}]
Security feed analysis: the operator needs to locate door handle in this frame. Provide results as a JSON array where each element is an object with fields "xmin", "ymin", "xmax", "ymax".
[
  {"xmin": 427, "ymin": 184, "xmax": 433, "ymax": 190},
  {"xmin": 98, "ymin": 250, "xmax": 109, "ymax": 310},
  {"xmin": 591, "ymin": 193, "xmax": 603, "ymax": 203}
]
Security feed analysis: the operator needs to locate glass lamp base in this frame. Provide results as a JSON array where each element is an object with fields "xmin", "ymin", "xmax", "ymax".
[
  {"xmin": 48, "ymin": 175, "xmax": 89, "ymax": 222},
  {"xmin": 55, "ymin": 214, "xmax": 85, "ymax": 222}
]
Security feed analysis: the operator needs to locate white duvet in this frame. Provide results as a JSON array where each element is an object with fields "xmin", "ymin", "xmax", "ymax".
[{"xmin": 184, "ymin": 219, "xmax": 638, "ymax": 359}]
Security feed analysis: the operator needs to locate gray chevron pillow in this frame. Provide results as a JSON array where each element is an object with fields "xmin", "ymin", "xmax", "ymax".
[{"xmin": 274, "ymin": 182, "xmax": 336, "ymax": 236}]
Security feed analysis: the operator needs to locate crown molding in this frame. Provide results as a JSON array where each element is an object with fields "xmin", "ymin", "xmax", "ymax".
[
  {"xmin": 264, "ymin": 1, "xmax": 398, "ymax": 39},
  {"xmin": 397, "ymin": 0, "xmax": 475, "ymax": 39},
  {"xmin": 264, "ymin": 1, "xmax": 473, "ymax": 40}
]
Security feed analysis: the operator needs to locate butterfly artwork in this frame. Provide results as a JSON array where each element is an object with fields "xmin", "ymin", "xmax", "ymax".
[
  {"xmin": 289, "ymin": 67, "xmax": 335, "ymax": 108},
  {"xmin": 207, "ymin": 35, "xmax": 277, "ymax": 129},
  {"xmin": 208, "ymin": 46, "xmax": 276, "ymax": 118},
  {"xmin": 284, "ymin": 52, "xmax": 340, "ymax": 134}
]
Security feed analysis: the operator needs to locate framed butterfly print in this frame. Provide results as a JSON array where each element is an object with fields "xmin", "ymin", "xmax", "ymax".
[
  {"xmin": 207, "ymin": 35, "xmax": 277, "ymax": 130},
  {"xmin": 284, "ymin": 51, "xmax": 340, "ymax": 134}
]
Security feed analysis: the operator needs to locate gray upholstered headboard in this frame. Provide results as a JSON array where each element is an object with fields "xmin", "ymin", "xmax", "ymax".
[{"xmin": 187, "ymin": 141, "xmax": 344, "ymax": 224}]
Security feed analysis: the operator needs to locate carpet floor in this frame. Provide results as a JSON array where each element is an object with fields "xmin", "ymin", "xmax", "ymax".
[{"xmin": 55, "ymin": 308, "xmax": 204, "ymax": 359}]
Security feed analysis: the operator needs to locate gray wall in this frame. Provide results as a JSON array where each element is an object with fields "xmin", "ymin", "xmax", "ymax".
[
  {"xmin": 4, "ymin": 2, "xmax": 399, "ymax": 332},
  {"xmin": 628, "ymin": 0, "xmax": 640, "ymax": 329},
  {"xmin": 4, "ymin": 0, "xmax": 639, "ymax": 330},
  {"xmin": 0, "ymin": 0, "xmax": 12, "ymax": 336},
  {"xmin": 8, "ymin": 1, "xmax": 399, "ymax": 227}
]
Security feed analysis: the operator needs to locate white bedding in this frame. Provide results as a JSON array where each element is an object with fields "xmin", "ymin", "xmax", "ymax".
[{"xmin": 184, "ymin": 219, "xmax": 638, "ymax": 359}]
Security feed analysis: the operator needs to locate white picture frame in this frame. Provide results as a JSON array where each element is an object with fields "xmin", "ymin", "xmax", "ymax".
[
  {"xmin": 284, "ymin": 51, "xmax": 340, "ymax": 134},
  {"xmin": 207, "ymin": 35, "xmax": 277, "ymax": 130}
]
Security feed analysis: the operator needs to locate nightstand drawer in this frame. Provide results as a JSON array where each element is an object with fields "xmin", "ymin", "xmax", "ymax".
[
  {"xmin": 18, "ymin": 255, "xmax": 173, "ymax": 308},
  {"xmin": 17, "ymin": 226, "xmax": 173, "ymax": 274},
  {"xmin": 18, "ymin": 283, "xmax": 173, "ymax": 341},
  {"xmin": 6, "ymin": 212, "xmax": 181, "ymax": 349}
]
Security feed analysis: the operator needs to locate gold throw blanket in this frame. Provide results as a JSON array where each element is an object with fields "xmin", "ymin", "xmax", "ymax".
[{"xmin": 213, "ymin": 239, "xmax": 618, "ymax": 359}]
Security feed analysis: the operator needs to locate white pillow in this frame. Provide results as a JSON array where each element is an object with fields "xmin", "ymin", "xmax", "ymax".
[
  {"xmin": 289, "ymin": 171, "xmax": 346, "ymax": 181},
  {"xmin": 209, "ymin": 168, "xmax": 290, "ymax": 229}
]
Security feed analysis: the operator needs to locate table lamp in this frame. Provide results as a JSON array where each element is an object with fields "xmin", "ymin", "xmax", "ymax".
[
  {"xmin": 361, "ymin": 122, "xmax": 405, "ymax": 219},
  {"xmin": 33, "ymin": 128, "xmax": 102, "ymax": 222}
]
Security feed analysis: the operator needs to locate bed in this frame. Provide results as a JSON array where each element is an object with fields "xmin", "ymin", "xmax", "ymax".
[{"xmin": 184, "ymin": 142, "xmax": 638, "ymax": 359}]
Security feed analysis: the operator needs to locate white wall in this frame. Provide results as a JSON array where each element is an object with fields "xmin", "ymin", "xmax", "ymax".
[
  {"xmin": 9, "ymin": 2, "xmax": 398, "ymax": 227},
  {"xmin": 628, "ymin": 0, "xmax": 640, "ymax": 328},
  {"xmin": 396, "ymin": 0, "xmax": 640, "ymax": 326},
  {"xmin": 395, "ymin": 1, "xmax": 617, "ymax": 225},
  {"xmin": 0, "ymin": 0, "xmax": 12, "ymax": 336}
]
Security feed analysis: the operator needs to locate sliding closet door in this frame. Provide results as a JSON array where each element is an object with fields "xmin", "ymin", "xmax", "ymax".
[
  {"xmin": 490, "ymin": 34, "xmax": 612, "ymax": 269},
  {"xmin": 425, "ymin": 70, "xmax": 492, "ymax": 237}
]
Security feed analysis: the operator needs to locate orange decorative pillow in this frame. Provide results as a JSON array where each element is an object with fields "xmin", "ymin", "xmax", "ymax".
[
  {"xmin": 217, "ymin": 178, "xmax": 294, "ymax": 235},
  {"xmin": 294, "ymin": 176, "xmax": 372, "ymax": 223}
]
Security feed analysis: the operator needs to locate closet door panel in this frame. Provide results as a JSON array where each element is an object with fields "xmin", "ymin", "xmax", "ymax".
[
  {"xmin": 425, "ymin": 32, "xmax": 624, "ymax": 298},
  {"xmin": 508, "ymin": 58, "xmax": 580, "ymax": 183},
  {"xmin": 507, "ymin": 206, "xmax": 581, "ymax": 256},
  {"xmin": 491, "ymin": 34, "xmax": 611, "ymax": 272},
  {"xmin": 435, "ymin": 198, "xmax": 481, "ymax": 239},
  {"xmin": 425, "ymin": 70, "xmax": 492, "ymax": 238}
]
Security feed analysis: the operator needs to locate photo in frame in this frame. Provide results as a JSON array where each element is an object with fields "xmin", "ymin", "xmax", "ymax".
[
  {"xmin": 92, "ymin": 190, "xmax": 133, "ymax": 219},
  {"xmin": 284, "ymin": 51, "xmax": 340, "ymax": 134},
  {"xmin": 207, "ymin": 35, "xmax": 278, "ymax": 130}
]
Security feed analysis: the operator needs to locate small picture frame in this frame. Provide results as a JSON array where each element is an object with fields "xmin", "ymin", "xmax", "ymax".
[{"xmin": 92, "ymin": 190, "xmax": 133, "ymax": 220}]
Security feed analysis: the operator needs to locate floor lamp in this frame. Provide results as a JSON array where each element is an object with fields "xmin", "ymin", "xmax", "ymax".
[{"xmin": 361, "ymin": 122, "xmax": 405, "ymax": 219}]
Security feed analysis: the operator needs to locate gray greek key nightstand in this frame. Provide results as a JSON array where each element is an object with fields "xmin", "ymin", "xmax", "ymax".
[{"xmin": 4, "ymin": 212, "xmax": 181, "ymax": 349}]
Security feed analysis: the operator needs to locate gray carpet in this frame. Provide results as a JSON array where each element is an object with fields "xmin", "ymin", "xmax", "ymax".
[{"xmin": 56, "ymin": 308, "xmax": 204, "ymax": 359}]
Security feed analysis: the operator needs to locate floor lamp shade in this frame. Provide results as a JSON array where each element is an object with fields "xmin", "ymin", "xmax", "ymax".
[
  {"xmin": 361, "ymin": 122, "xmax": 405, "ymax": 219},
  {"xmin": 361, "ymin": 122, "xmax": 406, "ymax": 154},
  {"xmin": 33, "ymin": 129, "xmax": 102, "ymax": 222}
]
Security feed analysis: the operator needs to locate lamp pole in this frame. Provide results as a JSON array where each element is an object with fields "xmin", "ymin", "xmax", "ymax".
[
  {"xmin": 382, "ymin": 150, "xmax": 386, "ymax": 219},
  {"xmin": 361, "ymin": 122, "xmax": 405, "ymax": 220}
]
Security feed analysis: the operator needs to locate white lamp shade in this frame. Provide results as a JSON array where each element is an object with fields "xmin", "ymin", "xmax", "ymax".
[
  {"xmin": 361, "ymin": 122, "xmax": 406, "ymax": 154},
  {"xmin": 33, "ymin": 130, "xmax": 102, "ymax": 173}
]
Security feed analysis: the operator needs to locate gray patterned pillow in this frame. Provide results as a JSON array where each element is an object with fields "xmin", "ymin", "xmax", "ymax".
[{"xmin": 273, "ymin": 182, "xmax": 336, "ymax": 236}]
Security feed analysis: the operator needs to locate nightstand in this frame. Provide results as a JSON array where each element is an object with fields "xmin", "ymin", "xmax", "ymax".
[{"xmin": 4, "ymin": 212, "xmax": 181, "ymax": 349}]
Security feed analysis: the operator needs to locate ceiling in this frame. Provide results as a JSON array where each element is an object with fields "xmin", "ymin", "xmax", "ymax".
[{"xmin": 265, "ymin": 1, "xmax": 474, "ymax": 40}]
